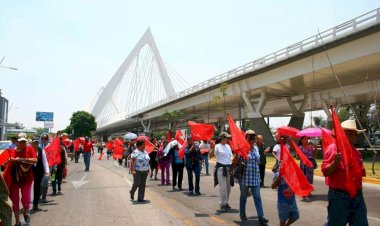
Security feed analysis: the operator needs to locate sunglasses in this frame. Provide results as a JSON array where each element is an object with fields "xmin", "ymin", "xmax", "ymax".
[
  {"xmin": 246, "ymin": 135, "xmax": 256, "ymax": 140},
  {"xmin": 41, "ymin": 138, "xmax": 48, "ymax": 140}
]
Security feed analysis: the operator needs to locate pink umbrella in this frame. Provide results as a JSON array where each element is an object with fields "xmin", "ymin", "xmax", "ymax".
[
  {"xmin": 297, "ymin": 127, "xmax": 332, "ymax": 137},
  {"xmin": 134, "ymin": 135, "xmax": 150, "ymax": 142}
]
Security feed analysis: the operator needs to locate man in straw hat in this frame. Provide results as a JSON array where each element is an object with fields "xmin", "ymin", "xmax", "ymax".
[{"xmin": 321, "ymin": 119, "xmax": 368, "ymax": 226}]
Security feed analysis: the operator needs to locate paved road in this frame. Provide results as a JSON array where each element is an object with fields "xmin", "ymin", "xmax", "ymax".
[{"xmin": 27, "ymin": 153, "xmax": 380, "ymax": 226}]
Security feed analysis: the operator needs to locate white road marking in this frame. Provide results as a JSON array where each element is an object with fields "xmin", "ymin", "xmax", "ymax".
[
  {"xmin": 124, "ymin": 175, "xmax": 133, "ymax": 187},
  {"xmin": 71, "ymin": 173, "xmax": 90, "ymax": 189}
]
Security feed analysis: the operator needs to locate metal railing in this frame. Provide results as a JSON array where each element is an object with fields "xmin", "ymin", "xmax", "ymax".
[{"xmin": 124, "ymin": 8, "xmax": 380, "ymax": 120}]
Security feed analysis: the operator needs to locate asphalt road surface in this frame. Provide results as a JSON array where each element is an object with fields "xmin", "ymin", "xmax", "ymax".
[{"xmin": 25, "ymin": 153, "xmax": 380, "ymax": 226}]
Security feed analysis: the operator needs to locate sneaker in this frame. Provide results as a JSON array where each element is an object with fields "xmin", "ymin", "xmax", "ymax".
[
  {"xmin": 49, "ymin": 192, "xmax": 57, "ymax": 196},
  {"xmin": 225, "ymin": 203, "xmax": 231, "ymax": 209},
  {"xmin": 24, "ymin": 214, "xmax": 30, "ymax": 224},
  {"xmin": 57, "ymin": 191, "xmax": 62, "ymax": 195},
  {"xmin": 172, "ymin": 187, "xmax": 177, "ymax": 191},
  {"xmin": 130, "ymin": 190, "xmax": 134, "ymax": 201},
  {"xmin": 258, "ymin": 217, "xmax": 269, "ymax": 224},
  {"xmin": 220, "ymin": 205, "xmax": 227, "ymax": 212},
  {"xmin": 137, "ymin": 199, "xmax": 148, "ymax": 203},
  {"xmin": 195, "ymin": 192, "xmax": 202, "ymax": 196},
  {"xmin": 178, "ymin": 187, "xmax": 183, "ymax": 191},
  {"xmin": 240, "ymin": 214, "xmax": 248, "ymax": 221},
  {"xmin": 188, "ymin": 191, "xmax": 194, "ymax": 196}
]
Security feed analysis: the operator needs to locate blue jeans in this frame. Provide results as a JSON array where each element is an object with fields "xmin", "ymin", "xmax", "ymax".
[
  {"xmin": 239, "ymin": 182, "xmax": 264, "ymax": 218},
  {"xmin": 83, "ymin": 152, "xmax": 91, "ymax": 171},
  {"xmin": 278, "ymin": 201, "xmax": 299, "ymax": 223},
  {"xmin": 187, "ymin": 164, "xmax": 201, "ymax": 193},
  {"xmin": 325, "ymin": 188, "xmax": 368, "ymax": 226},
  {"xmin": 201, "ymin": 155, "xmax": 209, "ymax": 174}
]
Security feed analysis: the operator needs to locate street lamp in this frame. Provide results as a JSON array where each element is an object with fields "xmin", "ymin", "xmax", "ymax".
[{"xmin": 0, "ymin": 56, "xmax": 18, "ymax": 71}]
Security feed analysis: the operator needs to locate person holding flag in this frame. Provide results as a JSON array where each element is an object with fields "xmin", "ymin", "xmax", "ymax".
[
  {"xmin": 239, "ymin": 130, "xmax": 268, "ymax": 224},
  {"xmin": 167, "ymin": 143, "xmax": 184, "ymax": 191},
  {"xmin": 199, "ymin": 140, "xmax": 212, "ymax": 176},
  {"xmin": 272, "ymin": 171, "xmax": 300, "ymax": 226},
  {"xmin": 322, "ymin": 119, "xmax": 368, "ymax": 226}
]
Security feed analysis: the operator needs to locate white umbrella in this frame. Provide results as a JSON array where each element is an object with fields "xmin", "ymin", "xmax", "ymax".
[{"xmin": 124, "ymin": 132, "xmax": 137, "ymax": 141}]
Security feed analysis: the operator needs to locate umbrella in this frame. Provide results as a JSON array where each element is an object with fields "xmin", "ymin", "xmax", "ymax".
[
  {"xmin": 134, "ymin": 135, "xmax": 150, "ymax": 142},
  {"xmin": 79, "ymin": 137, "xmax": 85, "ymax": 141},
  {"xmin": 297, "ymin": 127, "xmax": 332, "ymax": 137},
  {"xmin": 124, "ymin": 132, "xmax": 137, "ymax": 141},
  {"xmin": 277, "ymin": 126, "xmax": 300, "ymax": 138}
]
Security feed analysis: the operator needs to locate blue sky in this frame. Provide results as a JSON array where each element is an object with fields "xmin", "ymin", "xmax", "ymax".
[{"xmin": 1, "ymin": 0, "xmax": 379, "ymax": 131}]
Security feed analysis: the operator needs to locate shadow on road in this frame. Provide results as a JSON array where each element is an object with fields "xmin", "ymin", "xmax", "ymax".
[{"xmin": 300, "ymin": 194, "xmax": 328, "ymax": 202}]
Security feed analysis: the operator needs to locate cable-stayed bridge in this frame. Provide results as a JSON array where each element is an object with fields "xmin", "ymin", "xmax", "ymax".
[{"xmin": 90, "ymin": 8, "xmax": 380, "ymax": 145}]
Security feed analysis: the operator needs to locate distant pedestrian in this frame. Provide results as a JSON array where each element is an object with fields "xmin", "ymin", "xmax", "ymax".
[
  {"xmin": 298, "ymin": 136, "xmax": 316, "ymax": 187},
  {"xmin": 199, "ymin": 140, "xmax": 211, "ymax": 176},
  {"xmin": 129, "ymin": 139, "xmax": 150, "ymax": 202},
  {"xmin": 257, "ymin": 135, "xmax": 268, "ymax": 187},
  {"xmin": 149, "ymin": 139, "xmax": 159, "ymax": 180},
  {"xmin": 210, "ymin": 132, "xmax": 233, "ymax": 212},
  {"xmin": 31, "ymin": 137, "xmax": 49, "ymax": 211},
  {"xmin": 168, "ymin": 144, "xmax": 184, "ymax": 191},
  {"xmin": 51, "ymin": 140, "xmax": 67, "ymax": 195},
  {"xmin": 272, "ymin": 172, "xmax": 299, "ymax": 226},
  {"xmin": 157, "ymin": 140, "xmax": 171, "ymax": 185},
  {"xmin": 185, "ymin": 138, "xmax": 202, "ymax": 195},
  {"xmin": 8, "ymin": 136, "xmax": 17, "ymax": 149},
  {"xmin": 82, "ymin": 137, "xmax": 94, "ymax": 171}
]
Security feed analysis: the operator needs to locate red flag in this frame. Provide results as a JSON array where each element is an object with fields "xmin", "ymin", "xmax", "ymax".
[
  {"xmin": 174, "ymin": 130, "xmax": 185, "ymax": 145},
  {"xmin": 289, "ymin": 138, "xmax": 313, "ymax": 168},
  {"xmin": 45, "ymin": 136, "xmax": 62, "ymax": 167},
  {"xmin": 144, "ymin": 139, "xmax": 157, "ymax": 154},
  {"xmin": 331, "ymin": 106, "xmax": 362, "ymax": 197},
  {"xmin": 227, "ymin": 114, "xmax": 250, "ymax": 159},
  {"xmin": 0, "ymin": 149, "xmax": 10, "ymax": 165},
  {"xmin": 166, "ymin": 130, "xmax": 172, "ymax": 142},
  {"xmin": 113, "ymin": 138, "xmax": 124, "ymax": 159},
  {"xmin": 280, "ymin": 143, "xmax": 314, "ymax": 196},
  {"xmin": 321, "ymin": 128, "xmax": 335, "ymax": 152},
  {"xmin": 178, "ymin": 141, "xmax": 187, "ymax": 160},
  {"xmin": 188, "ymin": 121, "xmax": 215, "ymax": 141},
  {"xmin": 98, "ymin": 152, "xmax": 105, "ymax": 160}
]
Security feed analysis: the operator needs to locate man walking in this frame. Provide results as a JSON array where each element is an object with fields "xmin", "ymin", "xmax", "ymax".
[
  {"xmin": 185, "ymin": 138, "xmax": 202, "ymax": 195},
  {"xmin": 83, "ymin": 137, "xmax": 94, "ymax": 171}
]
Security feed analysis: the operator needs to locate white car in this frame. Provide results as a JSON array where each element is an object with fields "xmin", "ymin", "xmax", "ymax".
[{"xmin": 0, "ymin": 140, "xmax": 11, "ymax": 154}]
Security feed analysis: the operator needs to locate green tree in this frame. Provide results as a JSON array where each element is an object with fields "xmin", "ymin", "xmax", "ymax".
[
  {"xmin": 32, "ymin": 127, "xmax": 46, "ymax": 136},
  {"xmin": 161, "ymin": 110, "xmax": 184, "ymax": 130},
  {"xmin": 69, "ymin": 111, "xmax": 97, "ymax": 138},
  {"xmin": 337, "ymin": 107, "xmax": 351, "ymax": 122}
]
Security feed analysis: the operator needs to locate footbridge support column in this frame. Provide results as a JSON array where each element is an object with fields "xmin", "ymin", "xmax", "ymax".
[
  {"xmin": 141, "ymin": 120, "xmax": 151, "ymax": 134},
  {"xmin": 287, "ymin": 94, "xmax": 308, "ymax": 129},
  {"xmin": 242, "ymin": 90, "xmax": 275, "ymax": 146}
]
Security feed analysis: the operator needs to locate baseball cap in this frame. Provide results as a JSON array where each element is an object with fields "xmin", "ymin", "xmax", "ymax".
[
  {"xmin": 245, "ymin": 130, "xmax": 256, "ymax": 135},
  {"xmin": 219, "ymin": 132, "xmax": 231, "ymax": 139},
  {"xmin": 17, "ymin": 133, "xmax": 28, "ymax": 142}
]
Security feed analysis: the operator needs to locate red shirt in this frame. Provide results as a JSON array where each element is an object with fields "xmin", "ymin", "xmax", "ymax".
[
  {"xmin": 8, "ymin": 146, "xmax": 37, "ymax": 184},
  {"xmin": 321, "ymin": 144, "xmax": 365, "ymax": 191},
  {"xmin": 83, "ymin": 141, "xmax": 93, "ymax": 152}
]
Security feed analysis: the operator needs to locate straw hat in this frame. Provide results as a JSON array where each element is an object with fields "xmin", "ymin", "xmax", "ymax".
[{"xmin": 341, "ymin": 119, "xmax": 365, "ymax": 134}]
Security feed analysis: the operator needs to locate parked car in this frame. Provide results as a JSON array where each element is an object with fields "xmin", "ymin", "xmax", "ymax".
[{"xmin": 0, "ymin": 140, "xmax": 11, "ymax": 154}]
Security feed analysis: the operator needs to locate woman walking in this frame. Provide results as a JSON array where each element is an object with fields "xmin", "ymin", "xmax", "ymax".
[
  {"xmin": 298, "ymin": 136, "xmax": 317, "ymax": 185},
  {"xmin": 4, "ymin": 133, "xmax": 37, "ymax": 225},
  {"xmin": 210, "ymin": 132, "xmax": 233, "ymax": 212},
  {"xmin": 157, "ymin": 140, "xmax": 171, "ymax": 185},
  {"xmin": 129, "ymin": 139, "xmax": 150, "ymax": 202}
]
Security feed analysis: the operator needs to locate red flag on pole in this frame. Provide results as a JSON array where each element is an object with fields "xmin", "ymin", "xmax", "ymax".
[
  {"xmin": 113, "ymin": 138, "xmax": 124, "ymax": 159},
  {"xmin": 166, "ymin": 130, "xmax": 172, "ymax": 142},
  {"xmin": 178, "ymin": 141, "xmax": 187, "ymax": 160},
  {"xmin": 174, "ymin": 130, "xmax": 185, "ymax": 145},
  {"xmin": 188, "ymin": 121, "xmax": 215, "ymax": 141},
  {"xmin": 98, "ymin": 152, "xmax": 105, "ymax": 160},
  {"xmin": 227, "ymin": 114, "xmax": 250, "ymax": 159},
  {"xmin": 321, "ymin": 128, "xmax": 336, "ymax": 152},
  {"xmin": 289, "ymin": 138, "xmax": 314, "ymax": 168},
  {"xmin": 280, "ymin": 143, "xmax": 314, "ymax": 196},
  {"xmin": 45, "ymin": 136, "xmax": 62, "ymax": 166},
  {"xmin": 144, "ymin": 139, "xmax": 157, "ymax": 154},
  {"xmin": 331, "ymin": 106, "xmax": 362, "ymax": 198},
  {"xmin": 0, "ymin": 149, "xmax": 10, "ymax": 165}
]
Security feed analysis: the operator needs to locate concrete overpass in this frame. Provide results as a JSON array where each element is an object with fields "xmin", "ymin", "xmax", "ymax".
[{"xmin": 93, "ymin": 8, "xmax": 380, "ymax": 145}]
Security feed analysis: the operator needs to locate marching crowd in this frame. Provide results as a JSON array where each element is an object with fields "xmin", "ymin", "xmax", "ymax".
[{"xmin": 0, "ymin": 118, "xmax": 369, "ymax": 226}]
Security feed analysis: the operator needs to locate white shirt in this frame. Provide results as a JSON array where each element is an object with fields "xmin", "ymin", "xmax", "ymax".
[
  {"xmin": 273, "ymin": 143, "xmax": 290, "ymax": 160},
  {"xmin": 214, "ymin": 143, "xmax": 232, "ymax": 165}
]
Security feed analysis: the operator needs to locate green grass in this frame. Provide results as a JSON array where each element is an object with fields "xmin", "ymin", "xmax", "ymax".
[{"xmin": 265, "ymin": 155, "xmax": 380, "ymax": 179}]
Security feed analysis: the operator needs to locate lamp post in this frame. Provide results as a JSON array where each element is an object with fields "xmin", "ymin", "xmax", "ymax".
[{"xmin": 0, "ymin": 56, "xmax": 18, "ymax": 71}]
